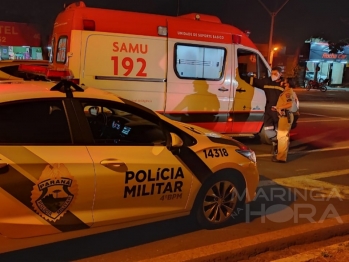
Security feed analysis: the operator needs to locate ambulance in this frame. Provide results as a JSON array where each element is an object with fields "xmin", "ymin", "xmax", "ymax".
[{"xmin": 40, "ymin": 1, "xmax": 271, "ymax": 136}]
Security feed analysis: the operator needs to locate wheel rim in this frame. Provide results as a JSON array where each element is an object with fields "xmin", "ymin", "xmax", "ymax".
[{"xmin": 202, "ymin": 180, "xmax": 238, "ymax": 224}]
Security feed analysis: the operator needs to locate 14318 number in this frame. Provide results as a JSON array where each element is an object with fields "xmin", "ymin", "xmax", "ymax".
[{"xmin": 203, "ymin": 148, "xmax": 229, "ymax": 158}]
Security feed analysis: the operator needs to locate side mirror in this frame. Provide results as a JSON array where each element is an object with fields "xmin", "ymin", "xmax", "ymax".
[
  {"xmin": 167, "ymin": 133, "xmax": 183, "ymax": 155},
  {"xmin": 170, "ymin": 133, "xmax": 183, "ymax": 148}
]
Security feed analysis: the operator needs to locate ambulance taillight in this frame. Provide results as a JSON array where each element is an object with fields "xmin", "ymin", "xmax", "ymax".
[{"xmin": 83, "ymin": 20, "xmax": 95, "ymax": 31}]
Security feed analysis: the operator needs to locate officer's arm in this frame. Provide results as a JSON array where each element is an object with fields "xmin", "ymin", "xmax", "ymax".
[
  {"xmin": 239, "ymin": 72, "xmax": 265, "ymax": 89},
  {"xmin": 250, "ymin": 77, "xmax": 265, "ymax": 89}
]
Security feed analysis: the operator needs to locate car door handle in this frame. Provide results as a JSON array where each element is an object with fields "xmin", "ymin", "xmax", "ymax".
[
  {"xmin": 100, "ymin": 159, "xmax": 127, "ymax": 172},
  {"xmin": 218, "ymin": 87, "xmax": 229, "ymax": 92},
  {"xmin": 236, "ymin": 88, "xmax": 246, "ymax": 93}
]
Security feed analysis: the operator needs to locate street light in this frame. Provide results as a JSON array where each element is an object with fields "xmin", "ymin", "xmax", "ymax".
[
  {"xmin": 257, "ymin": 0, "xmax": 290, "ymax": 65},
  {"xmin": 270, "ymin": 47, "xmax": 279, "ymax": 67}
]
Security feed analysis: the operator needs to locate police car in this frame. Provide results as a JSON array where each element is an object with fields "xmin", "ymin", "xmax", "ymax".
[{"xmin": 0, "ymin": 78, "xmax": 259, "ymax": 239}]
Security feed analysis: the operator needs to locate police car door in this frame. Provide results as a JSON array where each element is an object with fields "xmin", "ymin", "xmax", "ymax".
[
  {"xmin": 80, "ymin": 100, "xmax": 193, "ymax": 227},
  {"xmin": 0, "ymin": 99, "xmax": 95, "ymax": 238}
]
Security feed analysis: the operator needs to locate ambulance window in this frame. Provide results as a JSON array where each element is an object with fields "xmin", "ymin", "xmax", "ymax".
[
  {"xmin": 237, "ymin": 49, "xmax": 268, "ymax": 80},
  {"xmin": 49, "ymin": 37, "xmax": 55, "ymax": 63},
  {"xmin": 0, "ymin": 100, "xmax": 71, "ymax": 144},
  {"xmin": 56, "ymin": 36, "xmax": 68, "ymax": 64},
  {"xmin": 80, "ymin": 100, "xmax": 166, "ymax": 146},
  {"xmin": 174, "ymin": 44, "xmax": 226, "ymax": 80}
]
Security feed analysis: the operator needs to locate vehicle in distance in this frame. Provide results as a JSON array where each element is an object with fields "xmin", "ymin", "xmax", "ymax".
[
  {"xmin": 304, "ymin": 71, "xmax": 328, "ymax": 83},
  {"xmin": 0, "ymin": 79, "xmax": 259, "ymax": 239}
]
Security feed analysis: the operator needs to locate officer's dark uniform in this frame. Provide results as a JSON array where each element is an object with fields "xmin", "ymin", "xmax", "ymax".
[{"xmin": 249, "ymin": 77, "xmax": 285, "ymax": 142}]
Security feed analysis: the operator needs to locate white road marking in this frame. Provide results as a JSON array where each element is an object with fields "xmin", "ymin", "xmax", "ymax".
[
  {"xmin": 258, "ymin": 169, "xmax": 349, "ymax": 199},
  {"xmin": 298, "ymin": 118, "xmax": 349, "ymax": 122},
  {"xmin": 256, "ymin": 145, "xmax": 349, "ymax": 158},
  {"xmin": 301, "ymin": 113, "xmax": 346, "ymax": 118}
]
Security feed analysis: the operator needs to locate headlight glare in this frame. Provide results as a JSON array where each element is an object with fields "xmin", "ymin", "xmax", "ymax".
[{"xmin": 236, "ymin": 149, "xmax": 256, "ymax": 163}]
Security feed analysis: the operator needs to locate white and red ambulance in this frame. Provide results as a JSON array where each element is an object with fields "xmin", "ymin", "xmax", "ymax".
[{"xmin": 30, "ymin": 1, "xmax": 272, "ymax": 136}]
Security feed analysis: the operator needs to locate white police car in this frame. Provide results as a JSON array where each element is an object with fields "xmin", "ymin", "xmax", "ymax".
[{"xmin": 0, "ymin": 78, "xmax": 259, "ymax": 238}]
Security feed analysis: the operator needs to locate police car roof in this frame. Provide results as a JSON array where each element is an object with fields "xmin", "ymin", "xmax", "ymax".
[{"xmin": 0, "ymin": 81, "xmax": 124, "ymax": 103}]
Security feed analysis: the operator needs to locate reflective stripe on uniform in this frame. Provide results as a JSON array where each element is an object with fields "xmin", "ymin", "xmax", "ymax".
[{"xmin": 264, "ymin": 85, "xmax": 284, "ymax": 92}]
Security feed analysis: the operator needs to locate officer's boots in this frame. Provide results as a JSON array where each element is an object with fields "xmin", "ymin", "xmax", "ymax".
[{"xmin": 271, "ymin": 141, "xmax": 278, "ymax": 156}]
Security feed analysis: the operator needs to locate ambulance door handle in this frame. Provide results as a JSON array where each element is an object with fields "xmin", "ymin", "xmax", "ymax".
[
  {"xmin": 100, "ymin": 159, "xmax": 126, "ymax": 171},
  {"xmin": 218, "ymin": 87, "xmax": 229, "ymax": 92},
  {"xmin": 0, "ymin": 161, "xmax": 9, "ymax": 174},
  {"xmin": 236, "ymin": 88, "xmax": 246, "ymax": 93}
]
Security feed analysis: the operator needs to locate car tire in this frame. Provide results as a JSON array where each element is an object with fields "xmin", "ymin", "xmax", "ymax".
[{"xmin": 193, "ymin": 171, "xmax": 245, "ymax": 229}]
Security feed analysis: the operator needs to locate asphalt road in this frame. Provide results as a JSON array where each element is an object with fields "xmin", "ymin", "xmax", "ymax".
[{"xmin": 1, "ymin": 89, "xmax": 349, "ymax": 262}]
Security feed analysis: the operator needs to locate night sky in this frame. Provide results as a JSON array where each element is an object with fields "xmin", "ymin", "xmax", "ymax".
[{"xmin": 1, "ymin": 0, "xmax": 349, "ymax": 54}]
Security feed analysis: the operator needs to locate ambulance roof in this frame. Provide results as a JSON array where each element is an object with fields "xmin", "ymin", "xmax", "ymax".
[{"xmin": 54, "ymin": 1, "xmax": 256, "ymax": 48}]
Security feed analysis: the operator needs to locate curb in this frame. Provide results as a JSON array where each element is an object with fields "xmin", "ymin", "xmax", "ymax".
[
  {"xmin": 270, "ymin": 240, "xmax": 349, "ymax": 262},
  {"xmin": 138, "ymin": 215, "xmax": 349, "ymax": 262}
]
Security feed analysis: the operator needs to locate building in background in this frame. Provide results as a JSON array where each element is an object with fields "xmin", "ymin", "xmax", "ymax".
[
  {"xmin": 256, "ymin": 40, "xmax": 349, "ymax": 86},
  {"xmin": 0, "ymin": 21, "xmax": 43, "ymax": 60},
  {"xmin": 299, "ymin": 40, "xmax": 349, "ymax": 86}
]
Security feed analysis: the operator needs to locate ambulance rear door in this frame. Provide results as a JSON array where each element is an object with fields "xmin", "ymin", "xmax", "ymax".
[
  {"xmin": 78, "ymin": 31, "xmax": 167, "ymax": 112},
  {"xmin": 165, "ymin": 19, "xmax": 233, "ymax": 133}
]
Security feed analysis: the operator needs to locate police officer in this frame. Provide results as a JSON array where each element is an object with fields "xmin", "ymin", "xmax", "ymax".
[
  {"xmin": 271, "ymin": 81, "xmax": 294, "ymax": 163},
  {"xmin": 248, "ymin": 66, "xmax": 285, "ymax": 149}
]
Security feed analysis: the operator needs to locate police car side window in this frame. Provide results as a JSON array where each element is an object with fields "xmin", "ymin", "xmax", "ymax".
[
  {"xmin": 81, "ymin": 101, "xmax": 166, "ymax": 146},
  {"xmin": 0, "ymin": 100, "xmax": 71, "ymax": 144}
]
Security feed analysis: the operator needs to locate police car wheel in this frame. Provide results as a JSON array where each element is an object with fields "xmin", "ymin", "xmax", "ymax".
[{"xmin": 194, "ymin": 172, "xmax": 245, "ymax": 229}]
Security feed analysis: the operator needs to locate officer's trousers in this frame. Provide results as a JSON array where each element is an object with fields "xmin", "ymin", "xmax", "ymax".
[
  {"xmin": 276, "ymin": 113, "xmax": 294, "ymax": 161},
  {"xmin": 264, "ymin": 109, "xmax": 279, "ymax": 141}
]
